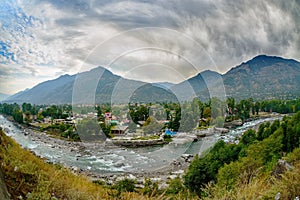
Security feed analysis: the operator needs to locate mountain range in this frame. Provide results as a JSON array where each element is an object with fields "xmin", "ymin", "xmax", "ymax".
[{"xmin": 5, "ymin": 55, "xmax": 300, "ymax": 104}]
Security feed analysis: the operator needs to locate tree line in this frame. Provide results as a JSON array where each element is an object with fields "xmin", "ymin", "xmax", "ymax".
[
  {"xmin": 126, "ymin": 98, "xmax": 300, "ymax": 132},
  {"xmin": 1, "ymin": 98, "xmax": 300, "ymax": 131}
]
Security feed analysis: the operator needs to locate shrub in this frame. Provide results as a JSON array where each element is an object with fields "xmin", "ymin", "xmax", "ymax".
[
  {"xmin": 114, "ymin": 178, "xmax": 136, "ymax": 193},
  {"xmin": 166, "ymin": 177, "xmax": 185, "ymax": 195}
]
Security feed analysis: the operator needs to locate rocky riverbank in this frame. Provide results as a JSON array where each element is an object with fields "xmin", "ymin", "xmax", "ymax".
[
  {"xmin": 109, "ymin": 137, "xmax": 167, "ymax": 147},
  {"xmin": 0, "ymin": 114, "xmax": 284, "ymax": 189},
  {"xmin": 1, "ymin": 118, "xmax": 194, "ymax": 189},
  {"xmin": 80, "ymin": 153, "xmax": 194, "ymax": 189}
]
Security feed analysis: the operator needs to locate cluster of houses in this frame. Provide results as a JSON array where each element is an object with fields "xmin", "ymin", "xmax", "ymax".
[
  {"xmin": 35, "ymin": 110, "xmax": 131, "ymax": 136},
  {"xmin": 25, "ymin": 104, "xmax": 178, "ymax": 137}
]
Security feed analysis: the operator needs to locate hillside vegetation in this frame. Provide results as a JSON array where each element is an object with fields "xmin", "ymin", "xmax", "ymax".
[
  {"xmin": 0, "ymin": 127, "xmax": 154, "ymax": 200},
  {"xmin": 184, "ymin": 111, "xmax": 300, "ymax": 199}
]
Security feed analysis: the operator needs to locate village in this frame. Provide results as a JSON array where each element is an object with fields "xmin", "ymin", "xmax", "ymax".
[
  {"xmin": 0, "ymin": 98, "xmax": 290, "ymax": 147},
  {"xmin": 18, "ymin": 103, "xmax": 180, "ymax": 145}
]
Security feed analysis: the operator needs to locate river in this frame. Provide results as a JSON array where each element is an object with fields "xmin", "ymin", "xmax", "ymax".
[{"xmin": 0, "ymin": 115, "xmax": 281, "ymax": 175}]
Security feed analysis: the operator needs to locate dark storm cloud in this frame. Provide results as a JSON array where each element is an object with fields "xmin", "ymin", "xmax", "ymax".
[
  {"xmin": 2, "ymin": 0, "xmax": 300, "ymax": 93},
  {"xmin": 37, "ymin": 0, "xmax": 300, "ymax": 72}
]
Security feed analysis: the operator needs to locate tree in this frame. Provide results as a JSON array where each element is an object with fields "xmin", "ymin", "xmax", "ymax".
[
  {"xmin": 23, "ymin": 111, "xmax": 32, "ymax": 124},
  {"xmin": 236, "ymin": 99, "xmax": 251, "ymax": 122},
  {"xmin": 143, "ymin": 116, "xmax": 163, "ymax": 134},
  {"xmin": 114, "ymin": 178, "xmax": 136, "ymax": 193},
  {"xmin": 184, "ymin": 155, "xmax": 208, "ymax": 194},
  {"xmin": 270, "ymin": 120, "xmax": 280, "ymax": 133},
  {"xmin": 217, "ymin": 161, "xmax": 241, "ymax": 190},
  {"xmin": 76, "ymin": 119, "xmax": 106, "ymax": 141},
  {"xmin": 262, "ymin": 127, "xmax": 272, "ymax": 139},
  {"xmin": 22, "ymin": 103, "xmax": 32, "ymax": 114},
  {"xmin": 12, "ymin": 108, "xmax": 23, "ymax": 124},
  {"xmin": 128, "ymin": 121, "xmax": 137, "ymax": 133},
  {"xmin": 166, "ymin": 177, "xmax": 185, "ymax": 195},
  {"xmin": 257, "ymin": 123, "xmax": 265, "ymax": 141},
  {"xmin": 168, "ymin": 105, "xmax": 181, "ymax": 131},
  {"xmin": 215, "ymin": 116, "xmax": 224, "ymax": 128},
  {"xmin": 202, "ymin": 106, "xmax": 211, "ymax": 118},
  {"xmin": 95, "ymin": 105, "xmax": 102, "ymax": 118},
  {"xmin": 184, "ymin": 141, "xmax": 241, "ymax": 196},
  {"xmin": 211, "ymin": 97, "xmax": 226, "ymax": 119},
  {"xmin": 129, "ymin": 104, "xmax": 150, "ymax": 123},
  {"xmin": 179, "ymin": 112, "xmax": 197, "ymax": 132},
  {"xmin": 240, "ymin": 129, "xmax": 257, "ymax": 146},
  {"xmin": 254, "ymin": 102, "xmax": 260, "ymax": 115},
  {"xmin": 100, "ymin": 122, "xmax": 111, "ymax": 138},
  {"xmin": 226, "ymin": 97, "xmax": 235, "ymax": 115}
]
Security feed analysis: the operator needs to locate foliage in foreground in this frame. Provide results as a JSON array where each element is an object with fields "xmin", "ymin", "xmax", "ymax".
[
  {"xmin": 0, "ymin": 128, "xmax": 149, "ymax": 200},
  {"xmin": 184, "ymin": 111, "xmax": 300, "ymax": 199},
  {"xmin": 0, "ymin": 127, "xmax": 198, "ymax": 199}
]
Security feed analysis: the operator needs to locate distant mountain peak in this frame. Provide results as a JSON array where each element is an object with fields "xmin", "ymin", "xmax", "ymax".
[
  {"xmin": 223, "ymin": 54, "xmax": 300, "ymax": 100},
  {"xmin": 59, "ymin": 74, "xmax": 71, "ymax": 78},
  {"xmin": 88, "ymin": 66, "xmax": 116, "ymax": 76},
  {"xmin": 201, "ymin": 70, "xmax": 221, "ymax": 75},
  {"xmin": 93, "ymin": 66, "xmax": 107, "ymax": 71},
  {"xmin": 6, "ymin": 55, "xmax": 300, "ymax": 104},
  {"xmin": 246, "ymin": 54, "xmax": 298, "ymax": 66},
  {"xmin": 151, "ymin": 82, "xmax": 175, "ymax": 90},
  {"xmin": 227, "ymin": 54, "xmax": 299, "ymax": 74},
  {"xmin": 251, "ymin": 54, "xmax": 273, "ymax": 59},
  {"xmin": 193, "ymin": 69, "xmax": 221, "ymax": 79}
]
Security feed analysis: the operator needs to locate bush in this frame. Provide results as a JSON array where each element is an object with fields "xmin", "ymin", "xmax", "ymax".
[
  {"xmin": 163, "ymin": 134, "xmax": 172, "ymax": 142},
  {"xmin": 142, "ymin": 178, "xmax": 158, "ymax": 197},
  {"xmin": 166, "ymin": 177, "xmax": 185, "ymax": 195},
  {"xmin": 114, "ymin": 178, "xmax": 136, "ymax": 193}
]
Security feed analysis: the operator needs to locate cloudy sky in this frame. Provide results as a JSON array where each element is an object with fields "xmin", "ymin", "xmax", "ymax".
[{"xmin": 0, "ymin": 0, "xmax": 299, "ymax": 94}]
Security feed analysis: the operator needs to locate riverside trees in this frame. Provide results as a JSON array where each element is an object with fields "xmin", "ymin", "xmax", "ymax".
[{"xmin": 1, "ymin": 98, "xmax": 300, "ymax": 131}]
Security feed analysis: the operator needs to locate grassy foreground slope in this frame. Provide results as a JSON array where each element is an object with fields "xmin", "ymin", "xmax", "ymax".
[
  {"xmin": 202, "ymin": 147, "xmax": 300, "ymax": 199},
  {"xmin": 0, "ymin": 126, "xmax": 199, "ymax": 200},
  {"xmin": 0, "ymin": 128, "xmax": 152, "ymax": 200}
]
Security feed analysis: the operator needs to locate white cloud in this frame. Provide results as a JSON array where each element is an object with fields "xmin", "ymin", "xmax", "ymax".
[{"xmin": 1, "ymin": 0, "xmax": 300, "ymax": 94}]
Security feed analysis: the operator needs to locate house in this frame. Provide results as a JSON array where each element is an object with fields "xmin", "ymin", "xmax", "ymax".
[
  {"xmin": 105, "ymin": 112, "xmax": 112, "ymax": 119},
  {"xmin": 44, "ymin": 117, "xmax": 52, "ymax": 124},
  {"xmin": 137, "ymin": 121, "xmax": 146, "ymax": 126},
  {"xmin": 109, "ymin": 120, "xmax": 119, "ymax": 125},
  {"xmin": 111, "ymin": 125, "xmax": 128, "ymax": 135},
  {"xmin": 22, "ymin": 113, "xmax": 37, "ymax": 122},
  {"xmin": 53, "ymin": 119, "xmax": 65, "ymax": 124},
  {"xmin": 87, "ymin": 112, "xmax": 97, "ymax": 119}
]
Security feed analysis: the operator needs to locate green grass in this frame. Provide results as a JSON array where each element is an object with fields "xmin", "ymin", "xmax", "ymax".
[{"xmin": 131, "ymin": 135, "xmax": 160, "ymax": 140}]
